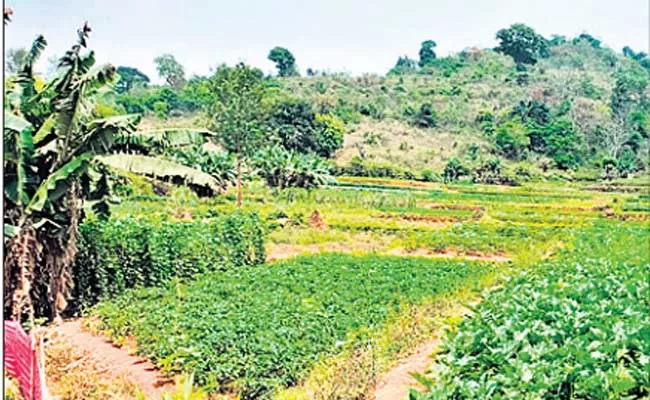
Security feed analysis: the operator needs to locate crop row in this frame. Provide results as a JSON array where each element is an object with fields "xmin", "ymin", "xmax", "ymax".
[
  {"xmin": 89, "ymin": 254, "xmax": 499, "ymax": 399},
  {"xmin": 412, "ymin": 221, "xmax": 650, "ymax": 399},
  {"xmin": 71, "ymin": 211, "xmax": 265, "ymax": 311}
]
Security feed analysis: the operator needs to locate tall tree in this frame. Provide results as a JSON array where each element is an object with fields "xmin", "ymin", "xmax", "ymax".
[
  {"xmin": 207, "ymin": 63, "xmax": 266, "ymax": 207},
  {"xmin": 154, "ymin": 54, "xmax": 185, "ymax": 88},
  {"xmin": 115, "ymin": 66, "xmax": 150, "ymax": 93},
  {"xmin": 5, "ymin": 48, "xmax": 27, "ymax": 74},
  {"xmin": 495, "ymin": 23, "xmax": 549, "ymax": 65},
  {"xmin": 268, "ymin": 47, "xmax": 299, "ymax": 77},
  {"xmin": 418, "ymin": 40, "xmax": 437, "ymax": 68}
]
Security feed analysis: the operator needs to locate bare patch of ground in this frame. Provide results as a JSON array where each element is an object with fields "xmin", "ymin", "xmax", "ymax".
[
  {"xmin": 47, "ymin": 320, "xmax": 174, "ymax": 399},
  {"xmin": 372, "ymin": 304, "xmax": 475, "ymax": 400},
  {"xmin": 389, "ymin": 248, "xmax": 511, "ymax": 263},
  {"xmin": 267, "ymin": 242, "xmax": 511, "ymax": 263}
]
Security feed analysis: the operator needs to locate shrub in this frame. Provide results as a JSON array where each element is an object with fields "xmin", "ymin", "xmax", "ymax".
[
  {"xmin": 70, "ymin": 211, "xmax": 265, "ymax": 311},
  {"xmin": 253, "ymin": 146, "xmax": 335, "ymax": 189},
  {"xmin": 338, "ymin": 156, "xmax": 417, "ymax": 180},
  {"xmin": 314, "ymin": 113, "xmax": 345, "ymax": 157},
  {"xmin": 495, "ymin": 119, "xmax": 530, "ymax": 160},
  {"xmin": 410, "ymin": 103, "xmax": 437, "ymax": 128},
  {"xmin": 443, "ymin": 157, "xmax": 472, "ymax": 182}
]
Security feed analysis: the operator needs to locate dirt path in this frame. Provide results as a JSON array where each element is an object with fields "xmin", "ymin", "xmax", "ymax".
[
  {"xmin": 373, "ymin": 338, "xmax": 440, "ymax": 400},
  {"xmin": 373, "ymin": 304, "xmax": 475, "ymax": 400},
  {"xmin": 267, "ymin": 243, "xmax": 511, "ymax": 264},
  {"xmin": 51, "ymin": 319, "xmax": 174, "ymax": 398}
]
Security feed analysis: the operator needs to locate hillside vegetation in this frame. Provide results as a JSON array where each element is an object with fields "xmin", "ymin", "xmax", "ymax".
[{"xmin": 104, "ymin": 26, "xmax": 650, "ymax": 185}]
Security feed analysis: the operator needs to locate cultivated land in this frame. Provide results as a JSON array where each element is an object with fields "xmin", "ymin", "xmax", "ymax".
[{"xmin": 38, "ymin": 177, "xmax": 648, "ymax": 399}]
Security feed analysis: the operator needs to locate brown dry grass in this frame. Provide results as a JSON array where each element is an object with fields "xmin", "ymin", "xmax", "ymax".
[{"xmin": 41, "ymin": 330, "xmax": 141, "ymax": 400}]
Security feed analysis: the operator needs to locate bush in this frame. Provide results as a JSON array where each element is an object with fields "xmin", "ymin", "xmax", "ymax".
[
  {"xmin": 266, "ymin": 99, "xmax": 344, "ymax": 157},
  {"xmin": 410, "ymin": 103, "xmax": 437, "ymax": 128},
  {"xmin": 253, "ymin": 146, "xmax": 335, "ymax": 189},
  {"xmin": 337, "ymin": 156, "xmax": 417, "ymax": 180},
  {"xmin": 495, "ymin": 119, "xmax": 530, "ymax": 160},
  {"xmin": 314, "ymin": 113, "xmax": 345, "ymax": 157},
  {"xmin": 70, "ymin": 211, "xmax": 265, "ymax": 311},
  {"xmin": 443, "ymin": 157, "xmax": 472, "ymax": 182}
]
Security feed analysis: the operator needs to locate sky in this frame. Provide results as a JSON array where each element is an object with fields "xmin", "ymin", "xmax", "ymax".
[{"xmin": 4, "ymin": 0, "xmax": 649, "ymax": 83}]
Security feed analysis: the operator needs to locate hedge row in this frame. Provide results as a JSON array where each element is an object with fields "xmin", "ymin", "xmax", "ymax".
[{"xmin": 70, "ymin": 211, "xmax": 265, "ymax": 311}]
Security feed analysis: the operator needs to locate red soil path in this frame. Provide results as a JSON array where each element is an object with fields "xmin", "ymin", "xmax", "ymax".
[{"xmin": 51, "ymin": 319, "xmax": 174, "ymax": 398}]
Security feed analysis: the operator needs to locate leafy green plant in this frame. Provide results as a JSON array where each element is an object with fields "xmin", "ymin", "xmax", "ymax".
[
  {"xmin": 252, "ymin": 146, "xmax": 335, "ymax": 190},
  {"xmin": 71, "ymin": 210, "xmax": 265, "ymax": 311},
  {"xmin": 3, "ymin": 24, "xmax": 139, "ymax": 321},
  {"xmin": 90, "ymin": 254, "xmax": 496, "ymax": 399},
  {"xmin": 412, "ymin": 223, "xmax": 650, "ymax": 399}
]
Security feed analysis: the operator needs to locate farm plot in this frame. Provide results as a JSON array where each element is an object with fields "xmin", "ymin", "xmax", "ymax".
[
  {"xmin": 412, "ymin": 221, "xmax": 650, "ymax": 399},
  {"xmin": 89, "ymin": 254, "xmax": 500, "ymax": 399}
]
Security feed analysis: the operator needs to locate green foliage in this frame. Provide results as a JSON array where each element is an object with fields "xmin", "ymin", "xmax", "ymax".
[
  {"xmin": 535, "ymin": 118, "xmax": 583, "ymax": 169},
  {"xmin": 443, "ymin": 157, "xmax": 471, "ymax": 182},
  {"xmin": 154, "ymin": 54, "xmax": 186, "ymax": 89},
  {"xmin": 171, "ymin": 144, "xmax": 236, "ymax": 190},
  {"xmin": 337, "ymin": 156, "xmax": 418, "ymax": 180},
  {"xmin": 3, "ymin": 25, "xmax": 139, "ymax": 320},
  {"xmin": 91, "ymin": 254, "xmax": 496, "ymax": 398},
  {"xmin": 611, "ymin": 63, "xmax": 649, "ymax": 119},
  {"xmin": 573, "ymin": 32, "xmax": 602, "ymax": 49},
  {"xmin": 418, "ymin": 40, "xmax": 438, "ymax": 68},
  {"xmin": 72, "ymin": 211, "xmax": 265, "ymax": 310},
  {"xmin": 495, "ymin": 119, "xmax": 530, "ymax": 160},
  {"xmin": 98, "ymin": 154, "xmax": 223, "ymax": 196},
  {"xmin": 314, "ymin": 113, "xmax": 345, "ymax": 157},
  {"xmin": 252, "ymin": 146, "xmax": 335, "ymax": 190},
  {"xmin": 207, "ymin": 63, "xmax": 267, "ymax": 204},
  {"xmin": 116, "ymin": 66, "xmax": 150, "ymax": 93},
  {"xmin": 495, "ymin": 23, "xmax": 549, "ymax": 65},
  {"xmin": 410, "ymin": 103, "xmax": 437, "ymax": 128},
  {"xmin": 208, "ymin": 63, "xmax": 266, "ymax": 156},
  {"xmin": 389, "ymin": 56, "xmax": 418, "ymax": 75},
  {"xmin": 268, "ymin": 46, "xmax": 299, "ymax": 77},
  {"xmin": 153, "ymin": 101, "xmax": 169, "ymax": 120},
  {"xmin": 412, "ymin": 223, "xmax": 650, "ymax": 399},
  {"xmin": 266, "ymin": 99, "xmax": 344, "ymax": 157}
]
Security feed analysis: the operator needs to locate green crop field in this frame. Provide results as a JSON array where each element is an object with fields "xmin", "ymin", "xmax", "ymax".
[
  {"xmin": 75, "ymin": 179, "xmax": 649, "ymax": 399},
  {"xmin": 4, "ymin": 8, "xmax": 649, "ymax": 400}
]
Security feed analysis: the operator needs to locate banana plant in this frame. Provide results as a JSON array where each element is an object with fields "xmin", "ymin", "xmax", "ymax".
[{"xmin": 3, "ymin": 24, "xmax": 140, "ymax": 322}]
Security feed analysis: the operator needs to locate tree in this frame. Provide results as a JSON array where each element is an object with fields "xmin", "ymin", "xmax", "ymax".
[
  {"xmin": 268, "ymin": 47, "xmax": 299, "ymax": 77},
  {"xmin": 549, "ymin": 34, "xmax": 567, "ymax": 46},
  {"xmin": 5, "ymin": 48, "xmax": 27, "ymax": 74},
  {"xmin": 4, "ymin": 24, "xmax": 139, "ymax": 321},
  {"xmin": 154, "ymin": 54, "xmax": 185, "ymax": 89},
  {"xmin": 573, "ymin": 33, "xmax": 601, "ymax": 49},
  {"xmin": 495, "ymin": 23, "xmax": 549, "ymax": 65},
  {"xmin": 207, "ymin": 63, "xmax": 266, "ymax": 207},
  {"xmin": 388, "ymin": 56, "xmax": 417, "ymax": 75},
  {"xmin": 266, "ymin": 99, "xmax": 345, "ymax": 157},
  {"xmin": 495, "ymin": 119, "xmax": 530, "ymax": 160},
  {"xmin": 116, "ymin": 66, "xmax": 150, "ymax": 93},
  {"xmin": 418, "ymin": 40, "xmax": 437, "ymax": 68}
]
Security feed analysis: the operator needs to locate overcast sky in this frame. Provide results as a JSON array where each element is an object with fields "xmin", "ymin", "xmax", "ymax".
[{"xmin": 4, "ymin": 0, "xmax": 649, "ymax": 82}]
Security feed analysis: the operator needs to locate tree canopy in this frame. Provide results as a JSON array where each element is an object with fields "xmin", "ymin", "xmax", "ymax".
[
  {"xmin": 268, "ymin": 46, "xmax": 299, "ymax": 77},
  {"xmin": 495, "ymin": 23, "xmax": 549, "ymax": 65},
  {"xmin": 418, "ymin": 40, "xmax": 438, "ymax": 67},
  {"xmin": 116, "ymin": 66, "xmax": 150, "ymax": 93},
  {"xmin": 154, "ymin": 54, "xmax": 186, "ymax": 89}
]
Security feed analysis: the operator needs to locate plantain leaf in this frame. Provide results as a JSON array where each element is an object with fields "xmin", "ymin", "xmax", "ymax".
[
  {"xmin": 97, "ymin": 154, "xmax": 222, "ymax": 195},
  {"xmin": 4, "ymin": 111, "xmax": 35, "ymax": 205},
  {"xmin": 26, "ymin": 154, "xmax": 92, "ymax": 214}
]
